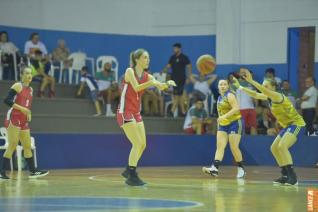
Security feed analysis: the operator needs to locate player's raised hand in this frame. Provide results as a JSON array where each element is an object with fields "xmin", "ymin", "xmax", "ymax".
[
  {"xmin": 240, "ymin": 68, "xmax": 253, "ymax": 83},
  {"xmin": 231, "ymin": 77, "xmax": 241, "ymax": 89},
  {"xmin": 166, "ymin": 80, "xmax": 177, "ymax": 87},
  {"xmin": 153, "ymin": 81, "xmax": 168, "ymax": 90}
]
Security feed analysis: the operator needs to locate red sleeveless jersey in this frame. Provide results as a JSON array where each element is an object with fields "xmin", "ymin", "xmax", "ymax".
[
  {"xmin": 7, "ymin": 83, "xmax": 33, "ymax": 121},
  {"xmin": 118, "ymin": 69, "xmax": 149, "ymax": 113}
]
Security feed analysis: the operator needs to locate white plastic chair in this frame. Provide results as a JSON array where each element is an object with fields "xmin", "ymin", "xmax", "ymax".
[
  {"xmin": 152, "ymin": 72, "xmax": 167, "ymax": 83},
  {"xmin": 0, "ymin": 127, "xmax": 13, "ymax": 170},
  {"xmin": 203, "ymin": 93, "xmax": 215, "ymax": 115},
  {"xmin": 96, "ymin": 56, "xmax": 119, "ymax": 82},
  {"xmin": 49, "ymin": 60, "xmax": 64, "ymax": 83},
  {"xmin": 164, "ymin": 100, "xmax": 173, "ymax": 117},
  {"xmin": 16, "ymin": 137, "xmax": 37, "ymax": 171},
  {"xmin": 0, "ymin": 127, "xmax": 37, "ymax": 171},
  {"xmin": 68, "ymin": 52, "xmax": 87, "ymax": 84}
]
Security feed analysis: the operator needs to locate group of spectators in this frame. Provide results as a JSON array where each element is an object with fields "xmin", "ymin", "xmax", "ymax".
[
  {"xmin": 0, "ymin": 31, "xmax": 71, "ymax": 97},
  {"xmin": 183, "ymin": 66, "xmax": 318, "ymax": 137},
  {"xmin": 1, "ymin": 32, "xmax": 317, "ymax": 134}
]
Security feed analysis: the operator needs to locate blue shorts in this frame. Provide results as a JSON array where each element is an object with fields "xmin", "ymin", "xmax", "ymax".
[
  {"xmin": 278, "ymin": 125, "xmax": 305, "ymax": 138},
  {"xmin": 90, "ymin": 90, "xmax": 98, "ymax": 102},
  {"xmin": 218, "ymin": 119, "xmax": 243, "ymax": 135}
]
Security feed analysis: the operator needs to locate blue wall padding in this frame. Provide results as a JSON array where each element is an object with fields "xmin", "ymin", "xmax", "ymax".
[{"xmin": 12, "ymin": 134, "xmax": 316, "ymax": 169}]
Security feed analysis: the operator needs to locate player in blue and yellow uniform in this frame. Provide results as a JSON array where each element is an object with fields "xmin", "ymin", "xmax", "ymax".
[
  {"xmin": 232, "ymin": 68, "xmax": 305, "ymax": 186},
  {"xmin": 203, "ymin": 79, "xmax": 246, "ymax": 178}
]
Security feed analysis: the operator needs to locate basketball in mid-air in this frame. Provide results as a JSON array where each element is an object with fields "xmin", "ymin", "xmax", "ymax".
[{"xmin": 196, "ymin": 54, "xmax": 216, "ymax": 75}]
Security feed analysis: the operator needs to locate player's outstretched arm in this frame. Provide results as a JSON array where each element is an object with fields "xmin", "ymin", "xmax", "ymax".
[
  {"xmin": 240, "ymin": 68, "xmax": 282, "ymax": 102},
  {"xmin": 232, "ymin": 77, "xmax": 267, "ymax": 100}
]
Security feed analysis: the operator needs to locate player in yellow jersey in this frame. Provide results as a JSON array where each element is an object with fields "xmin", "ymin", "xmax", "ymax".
[
  {"xmin": 202, "ymin": 79, "xmax": 246, "ymax": 178},
  {"xmin": 232, "ymin": 68, "xmax": 305, "ymax": 186}
]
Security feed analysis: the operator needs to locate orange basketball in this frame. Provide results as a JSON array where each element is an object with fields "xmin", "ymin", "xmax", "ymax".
[{"xmin": 196, "ymin": 54, "xmax": 216, "ymax": 75}]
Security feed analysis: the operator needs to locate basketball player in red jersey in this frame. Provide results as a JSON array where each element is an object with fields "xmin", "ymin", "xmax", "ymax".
[
  {"xmin": 117, "ymin": 49, "xmax": 176, "ymax": 186},
  {"xmin": 0, "ymin": 67, "xmax": 49, "ymax": 179}
]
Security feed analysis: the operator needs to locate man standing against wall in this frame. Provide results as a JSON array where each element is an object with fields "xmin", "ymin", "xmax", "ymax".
[
  {"xmin": 299, "ymin": 77, "xmax": 318, "ymax": 136},
  {"xmin": 162, "ymin": 43, "xmax": 192, "ymax": 117}
]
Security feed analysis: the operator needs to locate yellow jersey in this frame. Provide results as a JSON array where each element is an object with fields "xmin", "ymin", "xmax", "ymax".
[
  {"xmin": 269, "ymin": 94, "xmax": 305, "ymax": 128},
  {"xmin": 30, "ymin": 61, "xmax": 44, "ymax": 77},
  {"xmin": 217, "ymin": 90, "xmax": 241, "ymax": 126}
]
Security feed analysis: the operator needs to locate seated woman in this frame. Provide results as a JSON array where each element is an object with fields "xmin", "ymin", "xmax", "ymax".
[{"xmin": 0, "ymin": 31, "xmax": 19, "ymax": 80}]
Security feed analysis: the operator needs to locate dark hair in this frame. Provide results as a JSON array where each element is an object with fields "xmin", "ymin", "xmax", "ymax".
[
  {"xmin": 34, "ymin": 49, "xmax": 42, "ymax": 55},
  {"xmin": 130, "ymin": 49, "xmax": 148, "ymax": 68},
  {"xmin": 30, "ymin": 32, "xmax": 39, "ymax": 40},
  {"xmin": 228, "ymin": 72, "xmax": 240, "ymax": 81},
  {"xmin": 265, "ymin": 68, "xmax": 275, "ymax": 75},
  {"xmin": 0, "ymin": 31, "xmax": 9, "ymax": 41},
  {"xmin": 81, "ymin": 66, "xmax": 88, "ymax": 72},
  {"xmin": 193, "ymin": 96, "xmax": 205, "ymax": 103},
  {"xmin": 173, "ymin": 43, "xmax": 182, "ymax": 48}
]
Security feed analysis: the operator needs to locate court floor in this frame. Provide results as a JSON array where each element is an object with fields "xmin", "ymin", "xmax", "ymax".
[{"xmin": 0, "ymin": 166, "xmax": 317, "ymax": 212}]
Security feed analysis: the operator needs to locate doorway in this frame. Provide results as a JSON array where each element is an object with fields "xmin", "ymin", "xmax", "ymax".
[{"xmin": 287, "ymin": 27, "xmax": 315, "ymax": 93}]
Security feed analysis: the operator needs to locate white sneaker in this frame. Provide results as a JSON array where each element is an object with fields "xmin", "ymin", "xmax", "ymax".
[
  {"xmin": 309, "ymin": 132, "xmax": 318, "ymax": 136},
  {"xmin": 236, "ymin": 167, "xmax": 246, "ymax": 178},
  {"xmin": 202, "ymin": 165, "xmax": 218, "ymax": 177},
  {"xmin": 106, "ymin": 111, "xmax": 115, "ymax": 117}
]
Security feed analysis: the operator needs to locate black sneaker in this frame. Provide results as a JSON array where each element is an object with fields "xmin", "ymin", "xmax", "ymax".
[
  {"xmin": 121, "ymin": 169, "xmax": 129, "ymax": 179},
  {"xmin": 29, "ymin": 170, "xmax": 49, "ymax": 179},
  {"xmin": 0, "ymin": 172, "xmax": 9, "ymax": 180},
  {"xmin": 273, "ymin": 176, "xmax": 287, "ymax": 184},
  {"xmin": 284, "ymin": 173, "xmax": 298, "ymax": 186},
  {"xmin": 125, "ymin": 173, "xmax": 146, "ymax": 186}
]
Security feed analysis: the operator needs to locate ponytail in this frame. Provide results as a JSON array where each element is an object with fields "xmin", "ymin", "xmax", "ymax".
[{"xmin": 129, "ymin": 48, "xmax": 147, "ymax": 68}]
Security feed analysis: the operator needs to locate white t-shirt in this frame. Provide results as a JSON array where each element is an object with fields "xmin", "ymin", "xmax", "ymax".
[
  {"xmin": 194, "ymin": 81, "xmax": 211, "ymax": 96},
  {"xmin": 301, "ymin": 86, "xmax": 318, "ymax": 109},
  {"xmin": 24, "ymin": 40, "xmax": 48, "ymax": 56},
  {"xmin": 183, "ymin": 106, "xmax": 195, "ymax": 129},
  {"xmin": 0, "ymin": 42, "xmax": 18, "ymax": 54},
  {"xmin": 97, "ymin": 80, "xmax": 111, "ymax": 91},
  {"xmin": 236, "ymin": 86, "xmax": 255, "ymax": 110}
]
